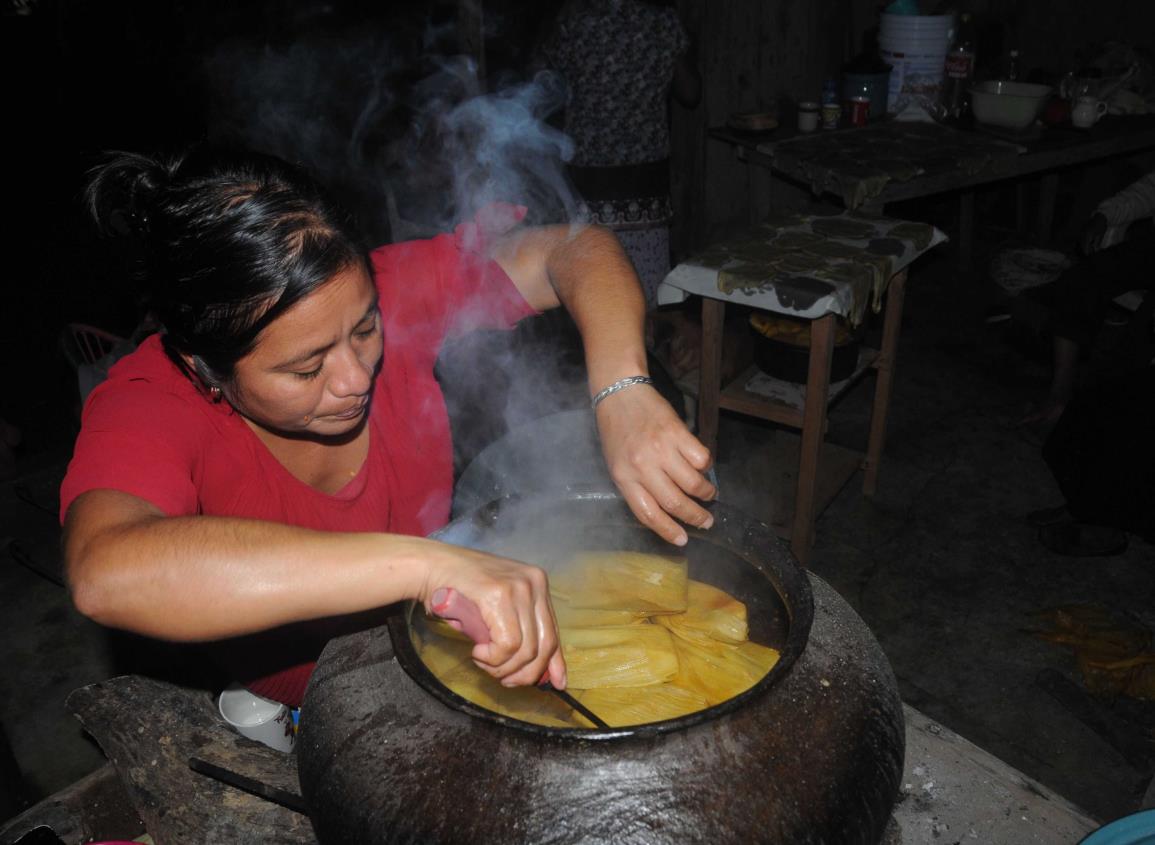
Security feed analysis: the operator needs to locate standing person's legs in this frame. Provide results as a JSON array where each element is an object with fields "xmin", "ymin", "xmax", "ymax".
[
  {"xmin": 1039, "ymin": 367, "xmax": 1155, "ymax": 554},
  {"xmin": 1025, "ymin": 238, "xmax": 1155, "ymax": 426}
]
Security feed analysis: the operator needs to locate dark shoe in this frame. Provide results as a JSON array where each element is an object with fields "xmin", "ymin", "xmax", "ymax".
[
  {"xmin": 1038, "ymin": 519, "xmax": 1128, "ymax": 557},
  {"xmin": 1026, "ymin": 504, "xmax": 1069, "ymax": 527}
]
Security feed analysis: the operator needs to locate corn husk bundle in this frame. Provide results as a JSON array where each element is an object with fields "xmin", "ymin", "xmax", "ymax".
[
  {"xmin": 415, "ymin": 628, "xmax": 576, "ymax": 727},
  {"xmin": 655, "ymin": 579, "xmax": 748, "ymax": 645},
  {"xmin": 549, "ymin": 552, "xmax": 688, "ymax": 614},
  {"xmin": 552, "ymin": 598, "xmax": 648, "ymax": 629},
  {"xmin": 416, "ymin": 551, "xmax": 781, "ymax": 728},
  {"xmin": 1029, "ymin": 604, "xmax": 1155, "ymax": 701},
  {"xmin": 671, "ymin": 638, "xmax": 781, "ymax": 706},
  {"xmin": 562, "ymin": 624, "xmax": 680, "ymax": 689},
  {"xmin": 574, "ymin": 684, "xmax": 710, "ymax": 726}
]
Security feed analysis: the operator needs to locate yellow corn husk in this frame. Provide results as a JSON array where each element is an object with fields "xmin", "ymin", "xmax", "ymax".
[
  {"xmin": 655, "ymin": 579, "xmax": 748, "ymax": 645},
  {"xmin": 672, "ymin": 637, "xmax": 781, "ymax": 705},
  {"xmin": 550, "ymin": 551, "xmax": 689, "ymax": 614},
  {"xmin": 423, "ymin": 615, "xmax": 474, "ymax": 643},
  {"xmin": 415, "ymin": 628, "xmax": 476, "ymax": 677},
  {"xmin": 439, "ymin": 663, "xmax": 578, "ymax": 728},
  {"xmin": 552, "ymin": 597, "xmax": 648, "ymax": 629},
  {"xmin": 417, "ymin": 630, "xmax": 579, "ymax": 727},
  {"xmin": 574, "ymin": 683, "xmax": 711, "ymax": 727},
  {"xmin": 562, "ymin": 624, "xmax": 680, "ymax": 689}
]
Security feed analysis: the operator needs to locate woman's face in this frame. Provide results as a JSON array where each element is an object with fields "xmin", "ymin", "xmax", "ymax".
[{"xmin": 228, "ymin": 262, "xmax": 383, "ymax": 438}]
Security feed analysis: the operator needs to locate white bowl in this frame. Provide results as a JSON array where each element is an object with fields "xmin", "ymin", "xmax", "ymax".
[{"xmin": 969, "ymin": 80, "xmax": 1052, "ymax": 130}]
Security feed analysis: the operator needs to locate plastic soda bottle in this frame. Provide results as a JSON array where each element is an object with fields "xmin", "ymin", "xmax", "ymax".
[{"xmin": 941, "ymin": 12, "xmax": 976, "ymax": 120}]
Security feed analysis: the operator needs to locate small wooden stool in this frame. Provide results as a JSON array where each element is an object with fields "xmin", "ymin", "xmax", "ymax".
[{"xmin": 657, "ymin": 212, "xmax": 945, "ymax": 565}]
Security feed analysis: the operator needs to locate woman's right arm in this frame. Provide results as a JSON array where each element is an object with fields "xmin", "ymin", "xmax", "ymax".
[{"xmin": 63, "ymin": 489, "xmax": 564, "ymax": 687}]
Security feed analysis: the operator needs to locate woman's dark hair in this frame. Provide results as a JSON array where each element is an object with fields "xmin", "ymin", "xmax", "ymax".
[{"xmin": 84, "ymin": 147, "xmax": 366, "ymax": 388}]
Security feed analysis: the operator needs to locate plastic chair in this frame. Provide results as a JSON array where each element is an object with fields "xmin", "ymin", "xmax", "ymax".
[{"xmin": 60, "ymin": 323, "xmax": 125, "ymax": 370}]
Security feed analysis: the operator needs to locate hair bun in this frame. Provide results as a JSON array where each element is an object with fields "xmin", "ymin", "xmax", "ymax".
[{"xmin": 84, "ymin": 150, "xmax": 181, "ymax": 237}]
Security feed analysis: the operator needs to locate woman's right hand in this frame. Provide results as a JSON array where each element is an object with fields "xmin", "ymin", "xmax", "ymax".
[{"xmin": 419, "ymin": 544, "xmax": 566, "ymax": 689}]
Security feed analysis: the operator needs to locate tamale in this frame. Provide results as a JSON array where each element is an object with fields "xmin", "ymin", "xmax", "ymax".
[
  {"xmin": 415, "ymin": 628, "xmax": 475, "ymax": 677},
  {"xmin": 417, "ymin": 630, "xmax": 578, "ymax": 727},
  {"xmin": 439, "ymin": 661, "xmax": 578, "ymax": 728},
  {"xmin": 552, "ymin": 597, "xmax": 648, "ymax": 628},
  {"xmin": 656, "ymin": 579, "xmax": 748, "ymax": 645},
  {"xmin": 550, "ymin": 551, "xmax": 689, "ymax": 614},
  {"xmin": 562, "ymin": 624, "xmax": 680, "ymax": 689},
  {"xmin": 672, "ymin": 637, "xmax": 781, "ymax": 705},
  {"xmin": 574, "ymin": 683, "xmax": 710, "ymax": 727}
]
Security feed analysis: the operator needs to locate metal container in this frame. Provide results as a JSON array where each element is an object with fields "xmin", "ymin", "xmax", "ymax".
[{"xmin": 298, "ymin": 491, "xmax": 906, "ymax": 844}]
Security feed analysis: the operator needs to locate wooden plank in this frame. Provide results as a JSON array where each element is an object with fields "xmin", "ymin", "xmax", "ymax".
[
  {"xmin": 863, "ymin": 270, "xmax": 907, "ymax": 496},
  {"xmin": 66, "ymin": 677, "xmax": 316, "ymax": 844},
  {"xmin": 708, "ymin": 122, "xmax": 1155, "ymax": 208},
  {"xmin": 719, "ymin": 350, "xmax": 880, "ymax": 424},
  {"xmin": 791, "ymin": 313, "xmax": 836, "ymax": 565}
]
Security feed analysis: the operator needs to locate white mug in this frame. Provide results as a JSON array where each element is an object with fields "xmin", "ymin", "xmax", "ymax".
[
  {"xmin": 218, "ymin": 684, "xmax": 296, "ymax": 752},
  {"xmin": 1071, "ymin": 96, "xmax": 1107, "ymax": 129}
]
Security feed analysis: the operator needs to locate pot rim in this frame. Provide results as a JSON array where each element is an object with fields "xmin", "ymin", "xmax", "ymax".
[{"xmin": 387, "ymin": 489, "xmax": 814, "ymax": 742}]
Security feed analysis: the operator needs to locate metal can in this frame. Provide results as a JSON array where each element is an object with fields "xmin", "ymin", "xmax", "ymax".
[
  {"xmin": 821, "ymin": 101, "xmax": 842, "ymax": 130},
  {"xmin": 848, "ymin": 95, "xmax": 870, "ymax": 127}
]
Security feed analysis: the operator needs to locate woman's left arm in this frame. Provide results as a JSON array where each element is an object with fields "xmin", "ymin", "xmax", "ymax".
[{"xmin": 491, "ymin": 223, "xmax": 716, "ymax": 545}]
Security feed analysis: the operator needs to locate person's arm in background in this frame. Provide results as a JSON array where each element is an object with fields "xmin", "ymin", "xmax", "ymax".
[
  {"xmin": 1084, "ymin": 170, "xmax": 1155, "ymax": 253},
  {"xmin": 492, "ymin": 223, "xmax": 716, "ymax": 546}
]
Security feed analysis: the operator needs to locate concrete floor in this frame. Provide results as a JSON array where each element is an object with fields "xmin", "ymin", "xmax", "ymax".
[{"xmin": 1, "ymin": 227, "xmax": 1153, "ymax": 831}]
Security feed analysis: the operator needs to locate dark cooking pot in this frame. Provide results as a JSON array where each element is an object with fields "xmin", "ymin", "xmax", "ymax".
[{"xmin": 298, "ymin": 491, "xmax": 905, "ymax": 844}]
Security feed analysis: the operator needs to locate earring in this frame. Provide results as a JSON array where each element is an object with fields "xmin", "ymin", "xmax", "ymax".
[
  {"xmin": 208, "ymin": 386, "xmax": 222, "ymax": 403},
  {"xmin": 303, "ymin": 414, "xmax": 312, "ymax": 424}
]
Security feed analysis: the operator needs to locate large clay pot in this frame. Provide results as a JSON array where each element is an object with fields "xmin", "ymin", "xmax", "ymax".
[{"xmin": 298, "ymin": 492, "xmax": 905, "ymax": 844}]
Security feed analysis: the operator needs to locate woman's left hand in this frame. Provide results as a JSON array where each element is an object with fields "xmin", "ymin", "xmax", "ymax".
[{"xmin": 595, "ymin": 384, "xmax": 716, "ymax": 546}]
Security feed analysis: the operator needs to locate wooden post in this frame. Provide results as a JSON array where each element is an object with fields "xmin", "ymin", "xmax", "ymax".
[
  {"xmin": 791, "ymin": 312, "xmax": 836, "ymax": 566},
  {"xmin": 863, "ymin": 269, "xmax": 908, "ymax": 497}
]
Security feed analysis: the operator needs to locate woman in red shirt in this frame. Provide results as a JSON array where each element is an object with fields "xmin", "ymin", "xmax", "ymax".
[{"xmin": 61, "ymin": 147, "xmax": 715, "ymax": 706}]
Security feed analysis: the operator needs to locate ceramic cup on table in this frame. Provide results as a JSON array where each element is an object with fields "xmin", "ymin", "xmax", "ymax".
[
  {"xmin": 1071, "ymin": 96, "xmax": 1107, "ymax": 129},
  {"xmin": 218, "ymin": 683, "xmax": 296, "ymax": 752}
]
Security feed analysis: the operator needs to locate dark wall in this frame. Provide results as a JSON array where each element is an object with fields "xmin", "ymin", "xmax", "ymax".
[{"xmin": 8, "ymin": 0, "xmax": 1154, "ymax": 443}]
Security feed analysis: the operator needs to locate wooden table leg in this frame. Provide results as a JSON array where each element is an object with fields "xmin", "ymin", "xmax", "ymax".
[
  {"xmin": 863, "ymin": 269, "xmax": 908, "ymax": 497},
  {"xmin": 791, "ymin": 313, "xmax": 836, "ymax": 567},
  {"xmin": 1037, "ymin": 172, "xmax": 1060, "ymax": 244},
  {"xmin": 958, "ymin": 191, "xmax": 974, "ymax": 268},
  {"xmin": 697, "ymin": 297, "xmax": 726, "ymax": 457}
]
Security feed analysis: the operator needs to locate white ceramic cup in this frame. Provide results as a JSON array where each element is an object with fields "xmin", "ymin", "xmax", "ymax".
[
  {"xmin": 798, "ymin": 102, "xmax": 820, "ymax": 132},
  {"xmin": 1071, "ymin": 96, "xmax": 1107, "ymax": 129},
  {"xmin": 218, "ymin": 684, "xmax": 296, "ymax": 752}
]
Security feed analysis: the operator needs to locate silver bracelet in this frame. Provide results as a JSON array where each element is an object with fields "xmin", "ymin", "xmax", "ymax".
[{"xmin": 591, "ymin": 375, "xmax": 654, "ymax": 410}]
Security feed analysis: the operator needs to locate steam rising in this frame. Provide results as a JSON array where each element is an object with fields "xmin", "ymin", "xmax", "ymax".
[
  {"xmin": 204, "ymin": 29, "xmax": 577, "ymax": 239},
  {"xmin": 203, "ymin": 21, "xmax": 593, "ymax": 482}
]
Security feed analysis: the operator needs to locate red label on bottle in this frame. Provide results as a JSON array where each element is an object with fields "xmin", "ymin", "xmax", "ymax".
[{"xmin": 945, "ymin": 52, "xmax": 974, "ymax": 80}]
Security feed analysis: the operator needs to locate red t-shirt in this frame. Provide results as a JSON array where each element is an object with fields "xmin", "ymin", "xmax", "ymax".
[{"xmin": 60, "ymin": 208, "xmax": 536, "ymax": 706}]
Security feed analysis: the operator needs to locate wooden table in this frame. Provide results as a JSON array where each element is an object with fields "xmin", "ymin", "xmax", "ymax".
[
  {"xmin": 658, "ymin": 212, "xmax": 946, "ymax": 565},
  {"xmin": 712, "ymin": 114, "xmax": 1155, "ymax": 265}
]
